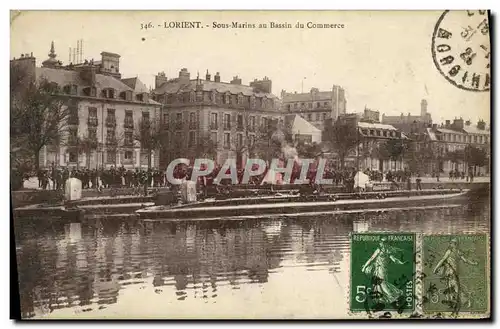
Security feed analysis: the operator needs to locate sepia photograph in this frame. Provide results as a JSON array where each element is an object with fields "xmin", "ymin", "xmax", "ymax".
[{"xmin": 10, "ymin": 9, "xmax": 491, "ymax": 320}]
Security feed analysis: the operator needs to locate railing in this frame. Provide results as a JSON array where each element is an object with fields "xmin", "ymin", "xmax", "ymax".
[
  {"xmin": 124, "ymin": 120, "xmax": 134, "ymax": 129},
  {"xmin": 106, "ymin": 118, "xmax": 117, "ymax": 127},
  {"xmin": 87, "ymin": 117, "xmax": 98, "ymax": 126}
]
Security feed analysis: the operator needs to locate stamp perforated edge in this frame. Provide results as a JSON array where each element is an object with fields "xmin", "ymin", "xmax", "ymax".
[
  {"xmin": 420, "ymin": 232, "xmax": 491, "ymax": 319},
  {"xmin": 347, "ymin": 231, "xmax": 419, "ymax": 319}
]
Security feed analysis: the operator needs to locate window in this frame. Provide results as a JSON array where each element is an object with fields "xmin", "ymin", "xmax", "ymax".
[
  {"xmin": 210, "ymin": 132, "xmax": 218, "ymax": 145},
  {"xmin": 324, "ymin": 102, "xmax": 328, "ymax": 106},
  {"xmin": 224, "ymin": 113, "xmax": 231, "ymax": 130},
  {"xmin": 249, "ymin": 116, "xmax": 256, "ymax": 131},
  {"xmin": 370, "ymin": 130, "xmax": 375, "ymax": 136},
  {"xmin": 383, "ymin": 130, "xmax": 387, "ymax": 137},
  {"xmin": 262, "ymin": 117, "xmax": 268, "ymax": 129},
  {"xmin": 474, "ymin": 136, "xmax": 478, "ymax": 143},
  {"xmin": 124, "ymin": 110, "xmax": 133, "ymax": 128},
  {"xmin": 249, "ymin": 134, "xmax": 255, "ymax": 146},
  {"xmin": 142, "ymin": 111, "xmax": 150, "ymax": 121},
  {"xmin": 68, "ymin": 128, "xmax": 78, "ymax": 145},
  {"xmin": 124, "ymin": 131, "xmax": 133, "ymax": 146},
  {"xmin": 106, "ymin": 128, "xmax": 116, "ymax": 144},
  {"xmin": 106, "ymin": 109, "xmax": 116, "ymax": 127},
  {"xmin": 308, "ymin": 103, "xmax": 312, "ymax": 108},
  {"xmin": 377, "ymin": 130, "xmax": 381, "ymax": 136},
  {"xmin": 176, "ymin": 113, "xmax": 182, "ymax": 123},
  {"xmin": 163, "ymin": 113, "xmax": 169, "ymax": 126},
  {"xmin": 69, "ymin": 151, "xmax": 78, "ymax": 163},
  {"xmin": 237, "ymin": 134, "xmax": 243, "ymax": 148},
  {"xmin": 286, "ymin": 104, "xmax": 291, "ymax": 111},
  {"xmin": 210, "ymin": 113, "xmax": 218, "ymax": 129},
  {"xmin": 237, "ymin": 94, "xmax": 243, "ymax": 105},
  {"xmin": 88, "ymin": 127, "xmax": 97, "ymax": 141},
  {"xmin": 107, "ymin": 151, "xmax": 116, "ymax": 164},
  {"xmin": 317, "ymin": 102, "xmax": 320, "ymax": 108},
  {"xmin": 136, "ymin": 94, "xmax": 144, "ymax": 102},
  {"xmin": 88, "ymin": 107, "xmax": 98, "ymax": 126},
  {"xmin": 315, "ymin": 113, "xmax": 320, "ymax": 121},
  {"xmin": 189, "ymin": 131, "xmax": 196, "ymax": 147},
  {"xmin": 190, "ymin": 112, "xmax": 196, "ymax": 124},
  {"xmin": 124, "ymin": 151, "xmax": 133, "ymax": 160},
  {"xmin": 307, "ymin": 114, "xmax": 312, "ymax": 121},
  {"xmin": 237, "ymin": 114, "xmax": 244, "ymax": 130},
  {"xmin": 301, "ymin": 102, "xmax": 305, "ymax": 107},
  {"xmin": 224, "ymin": 133, "xmax": 231, "ymax": 148},
  {"xmin": 294, "ymin": 103, "xmax": 298, "ymax": 109}
]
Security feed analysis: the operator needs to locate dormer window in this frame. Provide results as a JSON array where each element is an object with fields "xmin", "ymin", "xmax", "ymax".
[
  {"xmin": 101, "ymin": 88, "xmax": 116, "ymax": 99},
  {"xmin": 136, "ymin": 93, "xmax": 144, "ymax": 102},
  {"xmin": 119, "ymin": 91, "xmax": 127, "ymax": 100},
  {"xmin": 83, "ymin": 87, "xmax": 97, "ymax": 97}
]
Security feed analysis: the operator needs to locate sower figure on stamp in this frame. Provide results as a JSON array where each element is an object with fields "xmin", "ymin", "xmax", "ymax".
[
  {"xmin": 432, "ymin": 238, "xmax": 478, "ymax": 308},
  {"xmin": 361, "ymin": 237, "xmax": 407, "ymax": 305}
]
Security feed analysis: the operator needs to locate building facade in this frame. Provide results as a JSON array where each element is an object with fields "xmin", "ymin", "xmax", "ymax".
[
  {"xmin": 425, "ymin": 118, "xmax": 490, "ymax": 175},
  {"xmin": 382, "ymin": 99, "xmax": 433, "ymax": 134},
  {"xmin": 280, "ymin": 85, "xmax": 347, "ymax": 130},
  {"xmin": 11, "ymin": 42, "xmax": 162, "ymax": 170},
  {"xmin": 152, "ymin": 69, "xmax": 282, "ymax": 167}
]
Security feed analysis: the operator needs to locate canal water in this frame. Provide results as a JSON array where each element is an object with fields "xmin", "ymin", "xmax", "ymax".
[{"xmin": 14, "ymin": 196, "xmax": 489, "ymax": 319}]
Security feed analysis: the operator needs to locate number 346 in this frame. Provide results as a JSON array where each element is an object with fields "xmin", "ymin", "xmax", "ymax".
[{"xmin": 355, "ymin": 285, "xmax": 372, "ymax": 303}]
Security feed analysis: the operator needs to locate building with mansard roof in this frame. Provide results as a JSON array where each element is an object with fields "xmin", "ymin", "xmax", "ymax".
[
  {"xmin": 11, "ymin": 42, "xmax": 161, "ymax": 169},
  {"xmin": 152, "ymin": 69, "xmax": 282, "ymax": 166},
  {"xmin": 280, "ymin": 86, "xmax": 347, "ymax": 131}
]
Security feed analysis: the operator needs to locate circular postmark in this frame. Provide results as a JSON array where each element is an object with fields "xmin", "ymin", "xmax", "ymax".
[{"xmin": 431, "ymin": 10, "xmax": 490, "ymax": 92}]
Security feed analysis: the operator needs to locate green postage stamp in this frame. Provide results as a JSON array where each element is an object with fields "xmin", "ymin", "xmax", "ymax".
[
  {"xmin": 350, "ymin": 233, "xmax": 416, "ymax": 313},
  {"xmin": 422, "ymin": 234, "xmax": 489, "ymax": 316}
]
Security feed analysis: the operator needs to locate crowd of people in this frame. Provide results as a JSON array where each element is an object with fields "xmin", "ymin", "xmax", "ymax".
[{"xmin": 28, "ymin": 161, "xmax": 482, "ymax": 192}]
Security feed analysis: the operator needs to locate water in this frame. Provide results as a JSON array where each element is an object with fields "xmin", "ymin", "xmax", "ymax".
[{"xmin": 14, "ymin": 196, "xmax": 489, "ymax": 319}]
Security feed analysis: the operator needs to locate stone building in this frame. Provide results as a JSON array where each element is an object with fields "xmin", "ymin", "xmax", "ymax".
[
  {"xmin": 425, "ymin": 118, "xmax": 490, "ymax": 175},
  {"xmin": 280, "ymin": 85, "xmax": 347, "ymax": 130},
  {"xmin": 11, "ymin": 42, "xmax": 162, "ymax": 169},
  {"xmin": 152, "ymin": 69, "xmax": 281, "ymax": 166},
  {"xmin": 381, "ymin": 99, "xmax": 433, "ymax": 134}
]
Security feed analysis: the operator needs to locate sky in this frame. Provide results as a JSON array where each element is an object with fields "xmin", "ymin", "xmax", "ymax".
[{"xmin": 10, "ymin": 10, "xmax": 490, "ymax": 125}]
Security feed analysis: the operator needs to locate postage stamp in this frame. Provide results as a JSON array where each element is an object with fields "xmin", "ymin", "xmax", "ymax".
[
  {"xmin": 350, "ymin": 233, "xmax": 416, "ymax": 314},
  {"xmin": 422, "ymin": 234, "xmax": 489, "ymax": 316},
  {"xmin": 431, "ymin": 10, "xmax": 490, "ymax": 92}
]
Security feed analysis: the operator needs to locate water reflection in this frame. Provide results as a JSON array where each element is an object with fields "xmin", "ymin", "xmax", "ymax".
[{"xmin": 14, "ymin": 198, "xmax": 489, "ymax": 319}]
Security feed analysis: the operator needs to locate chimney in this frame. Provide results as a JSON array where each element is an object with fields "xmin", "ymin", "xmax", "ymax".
[
  {"xmin": 465, "ymin": 120, "xmax": 471, "ymax": 126},
  {"xmin": 10, "ymin": 53, "xmax": 37, "ymax": 84},
  {"xmin": 155, "ymin": 71, "xmax": 168, "ymax": 89},
  {"xmin": 250, "ymin": 77, "xmax": 272, "ymax": 93},
  {"xmin": 421, "ymin": 99, "xmax": 428, "ymax": 117},
  {"xmin": 205, "ymin": 70, "xmax": 211, "ymax": 81},
  {"xmin": 178, "ymin": 68, "xmax": 190, "ymax": 84},
  {"xmin": 230, "ymin": 75, "xmax": 241, "ymax": 85},
  {"xmin": 477, "ymin": 120, "xmax": 486, "ymax": 130},
  {"xmin": 445, "ymin": 120, "xmax": 451, "ymax": 127},
  {"xmin": 453, "ymin": 118, "xmax": 464, "ymax": 129},
  {"xmin": 214, "ymin": 72, "xmax": 221, "ymax": 83},
  {"xmin": 432, "ymin": 123, "xmax": 438, "ymax": 130}
]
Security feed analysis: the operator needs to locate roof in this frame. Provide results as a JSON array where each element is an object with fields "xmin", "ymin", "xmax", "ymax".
[
  {"xmin": 284, "ymin": 114, "xmax": 321, "ymax": 135},
  {"xmin": 357, "ymin": 121, "xmax": 398, "ymax": 130},
  {"xmin": 281, "ymin": 91, "xmax": 333, "ymax": 102},
  {"xmin": 36, "ymin": 67, "xmax": 133, "ymax": 93},
  {"xmin": 436, "ymin": 128, "xmax": 466, "ymax": 135},
  {"xmin": 153, "ymin": 79, "xmax": 278, "ymax": 99},
  {"xmin": 426, "ymin": 127, "xmax": 438, "ymax": 141},
  {"xmin": 462, "ymin": 125, "xmax": 490, "ymax": 135},
  {"xmin": 121, "ymin": 77, "xmax": 149, "ymax": 93}
]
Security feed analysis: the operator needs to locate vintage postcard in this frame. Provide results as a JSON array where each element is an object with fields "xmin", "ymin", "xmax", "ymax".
[{"xmin": 10, "ymin": 10, "xmax": 490, "ymax": 320}]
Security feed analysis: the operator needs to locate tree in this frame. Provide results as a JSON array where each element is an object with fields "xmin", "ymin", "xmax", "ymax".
[
  {"xmin": 465, "ymin": 145, "xmax": 488, "ymax": 174},
  {"xmin": 381, "ymin": 139, "xmax": 407, "ymax": 170},
  {"xmin": 77, "ymin": 134, "xmax": 99, "ymax": 169},
  {"xmin": 134, "ymin": 116, "xmax": 165, "ymax": 194},
  {"xmin": 11, "ymin": 64, "xmax": 70, "ymax": 172},
  {"xmin": 296, "ymin": 141, "xmax": 322, "ymax": 158},
  {"xmin": 446, "ymin": 149, "xmax": 465, "ymax": 171},
  {"xmin": 323, "ymin": 118, "xmax": 359, "ymax": 169}
]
